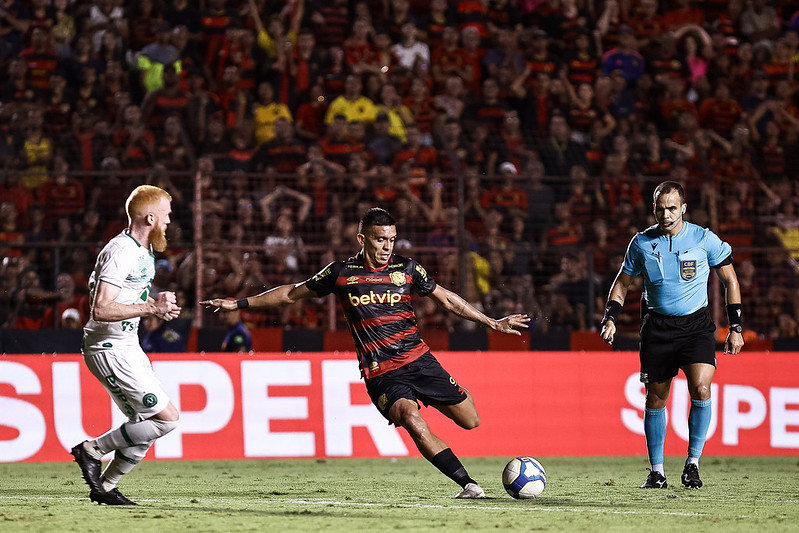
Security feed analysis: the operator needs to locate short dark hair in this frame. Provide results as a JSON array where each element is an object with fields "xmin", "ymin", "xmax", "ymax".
[
  {"xmin": 653, "ymin": 181, "xmax": 685, "ymax": 203},
  {"xmin": 359, "ymin": 207, "xmax": 396, "ymax": 233}
]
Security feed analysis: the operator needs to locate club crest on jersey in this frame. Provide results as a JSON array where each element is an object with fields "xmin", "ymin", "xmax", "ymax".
[
  {"xmin": 680, "ymin": 260, "xmax": 697, "ymax": 281},
  {"xmin": 389, "ymin": 271, "xmax": 405, "ymax": 286}
]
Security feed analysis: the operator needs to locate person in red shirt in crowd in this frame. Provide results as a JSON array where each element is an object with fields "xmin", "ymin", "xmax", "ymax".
[
  {"xmin": 252, "ymin": 117, "xmax": 307, "ymax": 175},
  {"xmin": 480, "ymin": 161, "xmax": 529, "ymax": 226},
  {"xmin": 393, "ymin": 123, "xmax": 438, "ymax": 173},
  {"xmin": 141, "ymin": 64, "xmax": 191, "ymax": 133},
  {"xmin": 294, "ymin": 83, "xmax": 328, "ymax": 144},
  {"xmin": 663, "ymin": 0, "xmax": 704, "ymax": 30},
  {"xmin": 0, "ymin": 167, "xmax": 33, "ymax": 230},
  {"xmin": 19, "ymin": 25, "xmax": 60, "ymax": 92},
  {"xmin": 460, "ymin": 25, "xmax": 486, "ymax": 98},
  {"xmin": 417, "ymin": 0, "xmax": 453, "ymax": 51},
  {"xmin": 112, "ymin": 103, "xmax": 155, "ymax": 171},
  {"xmin": 41, "ymin": 272, "xmax": 87, "ymax": 329},
  {"xmin": 463, "ymin": 77, "xmax": 511, "ymax": 134},
  {"xmin": 214, "ymin": 64, "xmax": 252, "ymax": 130},
  {"xmin": 343, "ymin": 17, "xmax": 376, "ymax": 75},
  {"xmin": 431, "ymin": 25, "xmax": 470, "ymax": 93},
  {"xmin": 39, "ymin": 156, "xmax": 85, "ymax": 221},
  {"xmin": 289, "ymin": 28, "xmax": 325, "ymax": 104},
  {"xmin": 698, "ymin": 79, "xmax": 743, "ymax": 139}
]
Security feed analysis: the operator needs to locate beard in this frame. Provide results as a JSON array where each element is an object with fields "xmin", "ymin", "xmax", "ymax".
[{"xmin": 149, "ymin": 224, "xmax": 168, "ymax": 252}]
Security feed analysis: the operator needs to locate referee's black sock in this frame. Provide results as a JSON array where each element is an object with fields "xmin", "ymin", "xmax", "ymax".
[{"xmin": 431, "ymin": 448, "xmax": 476, "ymax": 488}]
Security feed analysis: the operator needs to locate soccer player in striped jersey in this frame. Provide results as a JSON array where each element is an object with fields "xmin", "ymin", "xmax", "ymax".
[{"xmin": 203, "ymin": 207, "xmax": 530, "ymax": 498}]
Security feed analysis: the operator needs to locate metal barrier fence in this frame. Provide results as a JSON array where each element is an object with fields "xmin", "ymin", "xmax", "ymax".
[{"xmin": 2, "ymin": 170, "xmax": 798, "ymax": 340}]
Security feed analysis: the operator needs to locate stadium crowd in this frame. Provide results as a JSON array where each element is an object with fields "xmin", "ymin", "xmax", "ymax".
[{"xmin": 1, "ymin": 0, "xmax": 799, "ymax": 341}]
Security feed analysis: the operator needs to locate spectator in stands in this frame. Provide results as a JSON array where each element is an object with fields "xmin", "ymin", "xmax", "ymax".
[
  {"xmin": 537, "ymin": 114, "xmax": 587, "ymax": 199},
  {"xmin": 480, "ymin": 161, "xmax": 529, "ymax": 226},
  {"xmin": 60, "ymin": 307, "xmax": 82, "ymax": 329},
  {"xmin": 39, "ymin": 157, "xmax": 84, "ymax": 219},
  {"xmin": 459, "ymin": 25, "xmax": 485, "ymax": 97},
  {"xmin": 393, "ymin": 20, "xmax": 430, "ymax": 73},
  {"xmin": 698, "ymin": 79, "xmax": 743, "ymax": 139},
  {"xmin": 220, "ymin": 307, "xmax": 252, "ymax": 352},
  {"xmin": 324, "ymin": 73, "xmax": 378, "ymax": 125},
  {"xmin": 10, "ymin": 267, "xmax": 60, "ymax": 329},
  {"xmin": 367, "ymin": 111, "xmax": 403, "ymax": 165},
  {"xmin": 0, "ymin": 166, "xmax": 33, "ymax": 229},
  {"xmin": 17, "ymin": 106, "xmax": 53, "ymax": 191},
  {"xmin": 739, "ymin": 0, "xmax": 780, "ymax": 48},
  {"xmin": 112, "ymin": 103, "xmax": 155, "ymax": 172},
  {"xmin": 141, "ymin": 314, "xmax": 187, "ymax": 352},
  {"xmin": 41, "ymin": 272, "xmax": 85, "ymax": 328},
  {"xmin": 601, "ymin": 25, "xmax": 645, "ymax": 85},
  {"xmin": 137, "ymin": 21, "xmax": 181, "ymax": 95},
  {"xmin": 433, "ymin": 74, "xmax": 466, "ymax": 128},
  {"xmin": 141, "ymin": 64, "xmax": 191, "ymax": 132}
]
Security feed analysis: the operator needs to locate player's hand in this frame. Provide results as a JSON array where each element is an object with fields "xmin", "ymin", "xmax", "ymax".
[
  {"xmin": 494, "ymin": 314, "xmax": 531, "ymax": 336},
  {"xmin": 724, "ymin": 331, "xmax": 744, "ymax": 355},
  {"xmin": 600, "ymin": 320, "xmax": 616, "ymax": 344},
  {"xmin": 200, "ymin": 298, "xmax": 237, "ymax": 312}
]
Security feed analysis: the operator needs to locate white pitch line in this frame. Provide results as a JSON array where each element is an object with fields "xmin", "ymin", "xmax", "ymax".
[{"xmin": 254, "ymin": 498, "xmax": 709, "ymax": 517}]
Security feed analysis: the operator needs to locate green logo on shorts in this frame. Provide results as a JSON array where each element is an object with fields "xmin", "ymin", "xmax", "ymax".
[{"xmin": 143, "ymin": 393, "xmax": 158, "ymax": 408}]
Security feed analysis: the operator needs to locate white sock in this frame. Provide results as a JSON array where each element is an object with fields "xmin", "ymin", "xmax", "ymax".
[
  {"xmin": 100, "ymin": 442, "xmax": 153, "ymax": 490},
  {"xmin": 651, "ymin": 463, "xmax": 665, "ymax": 475},
  {"xmin": 93, "ymin": 419, "xmax": 178, "ymax": 454},
  {"xmin": 686, "ymin": 457, "xmax": 699, "ymax": 466}
]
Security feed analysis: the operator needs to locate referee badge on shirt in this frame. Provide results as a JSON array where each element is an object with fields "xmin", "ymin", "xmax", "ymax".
[{"xmin": 680, "ymin": 260, "xmax": 697, "ymax": 281}]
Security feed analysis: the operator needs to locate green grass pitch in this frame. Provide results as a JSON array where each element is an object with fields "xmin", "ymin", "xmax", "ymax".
[{"xmin": 1, "ymin": 456, "xmax": 798, "ymax": 532}]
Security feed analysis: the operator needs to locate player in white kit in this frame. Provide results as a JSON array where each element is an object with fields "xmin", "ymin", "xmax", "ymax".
[{"xmin": 71, "ymin": 185, "xmax": 181, "ymax": 505}]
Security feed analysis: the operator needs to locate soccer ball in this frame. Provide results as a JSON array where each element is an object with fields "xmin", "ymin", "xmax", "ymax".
[{"xmin": 502, "ymin": 456, "xmax": 547, "ymax": 499}]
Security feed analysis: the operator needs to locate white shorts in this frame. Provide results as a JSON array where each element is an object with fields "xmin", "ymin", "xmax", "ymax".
[{"xmin": 83, "ymin": 345, "xmax": 170, "ymax": 422}]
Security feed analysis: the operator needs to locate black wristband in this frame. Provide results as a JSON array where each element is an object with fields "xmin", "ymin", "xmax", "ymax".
[
  {"xmin": 236, "ymin": 298, "xmax": 250, "ymax": 309},
  {"xmin": 726, "ymin": 303, "xmax": 742, "ymax": 326},
  {"xmin": 602, "ymin": 300, "xmax": 622, "ymax": 325}
]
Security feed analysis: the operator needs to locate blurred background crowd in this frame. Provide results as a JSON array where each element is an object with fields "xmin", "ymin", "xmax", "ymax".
[{"xmin": 1, "ymin": 0, "xmax": 799, "ymax": 345}]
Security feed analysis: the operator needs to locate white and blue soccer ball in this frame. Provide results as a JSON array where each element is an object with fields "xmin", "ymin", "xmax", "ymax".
[{"xmin": 502, "ymin": 456, "xmax": 547, "ymax": 499}]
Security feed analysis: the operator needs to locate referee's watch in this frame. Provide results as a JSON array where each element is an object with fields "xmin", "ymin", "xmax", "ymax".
[{"xmin": 729, "ymin": 324, "xmax": 743, "ymax": 334}]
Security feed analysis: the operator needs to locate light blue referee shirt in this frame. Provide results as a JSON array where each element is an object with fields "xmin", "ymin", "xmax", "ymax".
[{"xmin": 622, "ymin": 221, "xmax": 732, "ymax": 316}]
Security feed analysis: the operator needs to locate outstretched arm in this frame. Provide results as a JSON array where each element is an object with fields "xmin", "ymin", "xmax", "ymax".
[
  {"xmin": 201, "ymin": 281, "xmax": 316, "ymax": 311},
  {"xmin": 427, "ymin": 285, "xmax": 530, "ymax": 335}
]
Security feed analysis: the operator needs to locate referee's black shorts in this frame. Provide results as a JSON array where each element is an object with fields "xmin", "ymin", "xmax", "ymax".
[{"xmin": 639, "ymin": 307, "xmax": 717, "ymax": 384}]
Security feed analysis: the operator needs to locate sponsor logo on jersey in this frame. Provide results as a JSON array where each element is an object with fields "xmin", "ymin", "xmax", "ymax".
[
  {"xmin": 346, "ymin": 276, "xmax": 360, "ymax": 285},
  {"xmin": 680, "ymin": 260, "xmax": 697, "ymax": 281},
  {"xmin": 105, "ymin": 375, "xmax": 135, "ymax": 418},
  {"xmin": 389, "ymin": 271, "xmax": 406, "ymax": 286},
  {"xmin": 312, "ymin": 267, "xmax": 331, "ymax": 281},
  {"xmin": 348, "ymin": 290, "xmax": 402, "ymax": 306},
  {"xmin": 415, "ymin": 264, "xmax": 429, "ymax": 281}
]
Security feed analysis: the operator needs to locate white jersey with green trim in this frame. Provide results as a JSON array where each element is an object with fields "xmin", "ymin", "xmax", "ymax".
[{"xmin": 83, "ymin": 230, "xmax": 155, "ymax": 350}]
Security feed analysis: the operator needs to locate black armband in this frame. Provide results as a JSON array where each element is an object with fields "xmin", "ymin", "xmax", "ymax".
[
  {"xmin": 726, "ymin": 303, "xmax": 742, "ymax": 326},
  {"xmin": 601, "ymin": 300, "xmax": 623, "ymax": 325},
  {"xmin": 236, "ymin": 298, "xmax": 250, "ymax": 309}
]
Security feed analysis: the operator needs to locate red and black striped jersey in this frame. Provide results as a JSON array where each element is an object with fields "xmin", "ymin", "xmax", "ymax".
[{"xmin": 305, "ymin": 252, "xmax": 436, "ymax": 379}]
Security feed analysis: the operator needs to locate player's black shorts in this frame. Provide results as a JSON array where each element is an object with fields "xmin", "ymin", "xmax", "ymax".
[
  {"xmin": 364, "ymin": 352, "xmax": 468, "ymax": 424},
  {"xmin": 639, "ymin": 307, "xmax": 717, "ymax": 383}
]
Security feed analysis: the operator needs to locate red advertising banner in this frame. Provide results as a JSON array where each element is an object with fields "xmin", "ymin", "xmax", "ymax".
[{"xmin": 1, "ymin": 351, "xmax": 797, "ymax": 463}]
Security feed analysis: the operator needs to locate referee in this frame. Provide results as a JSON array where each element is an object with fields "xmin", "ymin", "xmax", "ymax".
[{"xmin": 600, "ymin": 181, "xmax": 744, "ymax": 489}]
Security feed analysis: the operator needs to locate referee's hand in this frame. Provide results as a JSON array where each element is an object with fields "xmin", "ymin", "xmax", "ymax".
[
  {"xmin": 600, "ymin": 321, "xmax": 616, "ymax": 345},
  {"xmin": 724, "ymin": 331, "xmax": 744, "ymax": 355}
]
